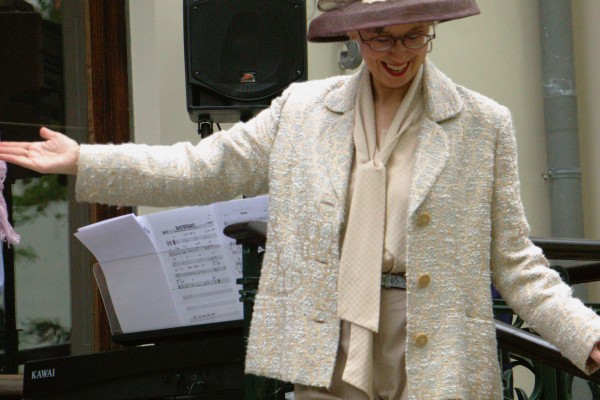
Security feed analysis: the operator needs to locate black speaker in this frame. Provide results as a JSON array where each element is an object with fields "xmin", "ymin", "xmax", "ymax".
[{"xmin": 184, "ymin": 0, "xmax": 307, "ymax": 124}]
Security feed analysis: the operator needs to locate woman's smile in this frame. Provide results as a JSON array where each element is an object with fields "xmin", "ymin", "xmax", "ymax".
[
  {"xmin": 382, "ymin": 61, "xmax": 410, "ymax": 77},
  {"xmin": 350, "ymin": 22, "xmax": 431, "ymax": 100}
]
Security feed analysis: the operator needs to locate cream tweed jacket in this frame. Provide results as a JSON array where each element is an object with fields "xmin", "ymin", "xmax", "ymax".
[{"xmin": 76, "ymin": 61, "xmax": 600, "ymax": 399}]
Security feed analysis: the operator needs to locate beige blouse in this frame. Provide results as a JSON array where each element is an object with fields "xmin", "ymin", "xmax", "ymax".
[
  {"xmin": 345, "ymin": 72, "xmax": 423, "ymax": 275},
  {"xmin": 340, "ymin": 68, "xmax": 424, "ymax": 397}
]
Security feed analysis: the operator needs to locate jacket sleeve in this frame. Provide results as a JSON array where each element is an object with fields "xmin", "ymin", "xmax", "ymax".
[
  {"xmin": 75, "ymin": 87, "xmax": 294, "ymax": 207},
  {"xmin": 490, "ymin": 109, "xmax": 600, "ymax": 374}
]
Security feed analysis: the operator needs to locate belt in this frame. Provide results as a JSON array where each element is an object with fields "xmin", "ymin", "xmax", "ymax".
[{"xmin": 381, "ymin": 273, "xmax": 406, "ymax": 290}]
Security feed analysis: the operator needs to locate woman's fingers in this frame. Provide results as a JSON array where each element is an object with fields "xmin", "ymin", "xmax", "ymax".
[{"xmin": 0, "ymin": 128, "xmax": 80, "ymax": 174}]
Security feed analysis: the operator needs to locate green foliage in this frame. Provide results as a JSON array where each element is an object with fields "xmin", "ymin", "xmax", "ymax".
[
  {"xmin": 1, "ymin": 311, "xmax": 69, "ymax": 351},
  {"xmin": 0, "ymin": 1, "xmax": 61, "ymax": 23},
  {"xmin": 32, "ymin": 0, "xmax": 62, "ymax": 23},
  {"xmin": 14, "ymin": 245, "xmax": 39, "ymax": 262},
  {"xmin": 11, "ymin": 174, "xmax": 66, "ymax": 264},
  {"xmin": 21, "ymin": 317, "xmax": 70, "ymax": 346},
  {"xmin": 12, "ymin": 175, "xmax": 67, "ymax": 224}
]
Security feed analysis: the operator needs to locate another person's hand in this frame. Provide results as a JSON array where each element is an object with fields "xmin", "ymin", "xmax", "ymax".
[
  {"xmin": 589, "ymin": 341, "xmax": 600, "ymax": 368},
  {"xmin": 0, "ymin": 128, "xmax": 80, "ymax": 175}
]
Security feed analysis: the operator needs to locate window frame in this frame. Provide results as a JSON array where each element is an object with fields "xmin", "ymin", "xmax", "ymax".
[{"xmin": 1, "ymin": 0, "xmax": 132, "ymax": 373}]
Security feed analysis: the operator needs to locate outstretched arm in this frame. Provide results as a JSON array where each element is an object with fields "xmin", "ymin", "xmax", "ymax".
[{"xmin": 0, "ymin": 128, "xmax": 79, "ymax": 175}]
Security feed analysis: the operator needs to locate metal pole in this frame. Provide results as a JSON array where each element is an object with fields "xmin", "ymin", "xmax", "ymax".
[
  {"xmin": 538, "ymin": 4, "xmax": 589, "ymax": 397},
  {"xmin": 538, "ymin": 0, "xmax": 584, "ymax": 239}
]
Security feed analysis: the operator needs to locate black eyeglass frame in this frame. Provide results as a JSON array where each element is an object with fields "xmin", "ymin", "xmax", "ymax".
[{"xmin": 357, "ymin": 24, "xmax": 437, "ymax": 53}]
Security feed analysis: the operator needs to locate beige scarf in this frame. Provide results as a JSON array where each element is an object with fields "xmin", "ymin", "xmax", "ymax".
[{"xmin": 338, "ymin": 65, "xmax": 423, "ymax": 395}]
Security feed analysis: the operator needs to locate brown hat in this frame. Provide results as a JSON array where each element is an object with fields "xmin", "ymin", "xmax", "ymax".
[{"xmin": 307, "ymin": 0, "xmax": 480, "ymax": 42}]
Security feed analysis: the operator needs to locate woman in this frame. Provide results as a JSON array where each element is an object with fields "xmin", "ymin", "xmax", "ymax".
[{"xmin": 1, "ymin": 1, "xmax": 600, "ymax": 399}]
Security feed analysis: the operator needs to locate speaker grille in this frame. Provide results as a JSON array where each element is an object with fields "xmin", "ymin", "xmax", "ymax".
[{"xmin": 187, "ymin": 0, "xmax": 306, "ymax": 102}]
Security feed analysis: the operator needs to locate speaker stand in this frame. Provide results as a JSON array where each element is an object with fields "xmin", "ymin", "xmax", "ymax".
[{"xmin": 197, "ymin": 119, "xmax": 214, "ymax": 139}]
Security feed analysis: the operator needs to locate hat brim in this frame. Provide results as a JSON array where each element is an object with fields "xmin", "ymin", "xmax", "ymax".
[{"xmin": 307, "ymin": 0, "xmax": 480, "ymax": 42}]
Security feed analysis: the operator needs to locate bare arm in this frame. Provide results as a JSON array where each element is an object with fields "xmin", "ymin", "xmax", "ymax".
[{"xmin": 0, "ymin": 127, "xmax": 79, "ymax": 175}]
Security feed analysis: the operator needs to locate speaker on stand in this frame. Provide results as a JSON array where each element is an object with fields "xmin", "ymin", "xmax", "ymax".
[{"xmin": 183, "ymin": 0, "xmax": 307, "ymax": 137}]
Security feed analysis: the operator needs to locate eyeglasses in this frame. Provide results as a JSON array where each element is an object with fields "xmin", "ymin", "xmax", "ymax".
[{"xmin": 357, "ymin": 25, "xmax": 436, "ymax": 52}]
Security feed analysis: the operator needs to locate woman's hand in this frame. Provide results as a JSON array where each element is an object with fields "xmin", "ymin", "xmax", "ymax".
[{"xmin": 0, "ymin": 127, "xmax": 80, "ymax": 175}]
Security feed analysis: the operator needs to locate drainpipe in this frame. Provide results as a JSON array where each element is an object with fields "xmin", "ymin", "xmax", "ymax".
[
  {"xmin": 538, "ymin": 6, "xmax": 587, "ymax": 397},
  {"xmin": 538, "ymin": 2, "xmax": 589, "ymax": 349},
  {"xmin": 538, "ymin": 0, "xmax": 584, "ymax": 240}
]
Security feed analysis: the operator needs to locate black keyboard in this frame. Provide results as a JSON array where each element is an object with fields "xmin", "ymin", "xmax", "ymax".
[{"xmin": 23, "ymin": 327, "xmax": 245, "ymax": 400}]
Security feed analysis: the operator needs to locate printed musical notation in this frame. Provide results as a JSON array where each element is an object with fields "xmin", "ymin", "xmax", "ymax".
[{"xmin": 75, "ymin": 195, "xmax": 269, "ymax": 334}]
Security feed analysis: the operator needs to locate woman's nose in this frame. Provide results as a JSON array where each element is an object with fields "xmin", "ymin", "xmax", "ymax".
[{"xmin": 387, "ymin": 41, "xmax": 410, "ymax": 57}]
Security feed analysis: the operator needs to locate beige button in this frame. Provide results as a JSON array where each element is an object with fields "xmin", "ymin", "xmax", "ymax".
[
  {"xmin": 414, "ymin": 333, "xmax": 429, "ymax": 347},
  {"xmin": 382, "ymin": 250, "xmax": 395, "ymax": 271},
  {"xmin": 416, "ymin": 212, "xmax": 431, "ymax": 227},
  {"xmin": 417, "ymin": 273, "xmax": 431, "ymax": 288}
]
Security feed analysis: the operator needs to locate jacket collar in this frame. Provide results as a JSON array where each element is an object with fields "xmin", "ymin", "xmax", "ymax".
[
  {"xmin": 324, "ymin": 59, "xmax": 463, "ymax": 121},
  {"xmin": 320, "ymin": 59, "xmax": 463, "ymax": 209},
  {"xmin": 324, "ymin": 68, "xmax": 364, "ymax": 113},
  {"xmin": 422, "ymin": 60, "xmax": 464, "ymax": 122}
]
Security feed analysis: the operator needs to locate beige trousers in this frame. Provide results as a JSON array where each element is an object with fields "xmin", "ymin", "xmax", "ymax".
[{"xmin": 295, "ymin": 288, "xmax": 408, "ymax": 400}]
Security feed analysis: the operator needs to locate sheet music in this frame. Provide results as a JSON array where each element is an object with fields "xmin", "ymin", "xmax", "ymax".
[
  {"xmin": 76, "ymin": 196, "xmax": 269, "ymax": 333},
  {"xmin": 76, "ymin": 215, "xmax": 180, "ymax": 332},
  {"xmin": 139, "ymin": 206, "xmax": 242, "ymax": 326},
  {"xmin": 75, "ymin": 214, "xmax": 156, "ymax": 263}
]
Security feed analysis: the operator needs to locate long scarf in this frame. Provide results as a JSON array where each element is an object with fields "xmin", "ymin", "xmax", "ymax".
[{"xmin": 0, "ymin": 161, "xmax": 20, "ymax": 245}]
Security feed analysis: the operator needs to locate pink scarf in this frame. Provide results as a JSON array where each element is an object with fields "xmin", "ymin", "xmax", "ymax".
[{"xmin": 0, "ymin": 161, "xmax": 20, "ymax": 245}]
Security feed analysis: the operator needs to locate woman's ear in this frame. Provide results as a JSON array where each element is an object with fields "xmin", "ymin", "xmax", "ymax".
[{"xmin": 347, "ymin": 30, "xmax": 359, "ymax": 41}]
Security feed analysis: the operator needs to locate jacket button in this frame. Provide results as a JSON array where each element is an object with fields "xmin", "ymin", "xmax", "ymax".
[
  {"xmin": 416, "ymin": 212, "xmax": 431, "ymax": 227},
  {"xmin": 382, "ymin": 250, "xmax": 395, "ymax": 271},
  {"xmin": 417, "ymin": 273, "xmax": 431, "ymax": 288},
  {"xmin": 414, "ymin": 333, "xmax": 429, "ymax": 347}
]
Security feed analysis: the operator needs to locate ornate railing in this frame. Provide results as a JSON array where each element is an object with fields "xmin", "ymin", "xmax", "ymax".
[{"xmin": 225, "ymin": 224, "xmax": 600, "ymax": 400}]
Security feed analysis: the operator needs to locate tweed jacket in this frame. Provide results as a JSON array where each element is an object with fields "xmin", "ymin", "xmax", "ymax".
[{"xmin": 76, "ymin": 61, "xmax": 600, "ymax": 399}]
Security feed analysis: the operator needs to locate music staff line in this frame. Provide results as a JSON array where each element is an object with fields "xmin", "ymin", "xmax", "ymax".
[
  {"xmin": 161, "ymin": 221, "xmax": 214, "ymax": 235},
  {"xmin": 175, "ymin": 265, "xmax": 226, "ymax": 279},
  {"xmin": 177, "ymin": 277, "xmax": 232, "ymax": 290}
]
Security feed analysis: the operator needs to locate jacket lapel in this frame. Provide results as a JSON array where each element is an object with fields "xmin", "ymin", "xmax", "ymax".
[
  {"xmin": 317, "ymin": 69, "xmax": 364, "ymax": 200},
  {"xmin": 408, "ymin": 61, "xmax": 464, "ymax": 216},
  {"xmin": 408, "ymin": 118, "xmax": 450, "ymax": 216}
]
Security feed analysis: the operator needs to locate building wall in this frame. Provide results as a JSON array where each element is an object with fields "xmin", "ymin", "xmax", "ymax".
[
  {"xmin": 573, "ymin": 1, "xmax": 600, "ymax": 303},
  {"xmin": 574, "ymin": 1, "xmax": 600, "ymax": 240}
]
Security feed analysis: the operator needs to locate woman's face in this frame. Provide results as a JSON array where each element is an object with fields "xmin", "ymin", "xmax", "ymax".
[{"xmin": 350, "ymin": 22, "xmax": 431, "ymax": 98}]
